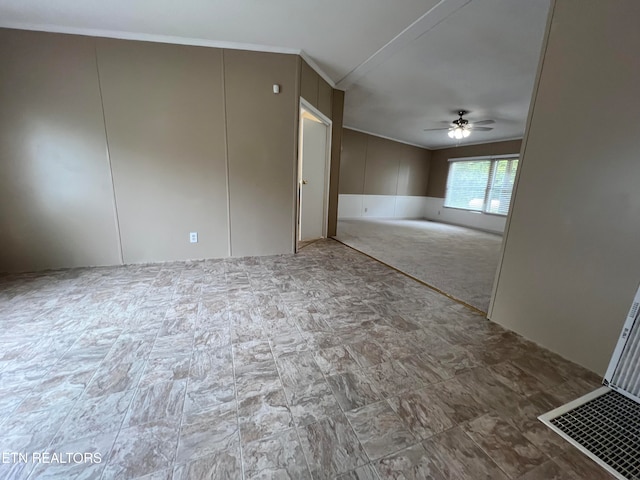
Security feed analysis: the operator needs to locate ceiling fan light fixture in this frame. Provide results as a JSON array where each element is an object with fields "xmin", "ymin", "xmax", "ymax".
[
  {"xmin": 426, "ymin": 110, "xmax": 493, "ymax": 139},
  {"xmin": 449, "ymin": 110, "xmax": 474, "ymax": 140},
  {"xmin": 448, "ymin": 125, "xmax": 470, "ymax": 139}
]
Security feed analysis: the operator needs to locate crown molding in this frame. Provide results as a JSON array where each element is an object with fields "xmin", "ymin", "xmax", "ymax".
[
  {"xmin": 0, "ymin": 22, "xmax": 301, "ymax": 55},
  {"xmin": 430, "ymin": 136, "xmax": 524, "ymax": 150},
  {"xmin": 0, "ymin": 22, "xmax": 340, "ymax": 89},
  {"xmin": 343, "ymin": 126, "xmax": 429, "ymax": 149},
  {"xmin": 299, "ymin": 51, "xmax": 337, "ymax": 89}
]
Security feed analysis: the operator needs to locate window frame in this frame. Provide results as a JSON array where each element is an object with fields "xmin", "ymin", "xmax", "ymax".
[{"xmin": 444, "ymin": 154, "xmax": 519, "ymax": 217}]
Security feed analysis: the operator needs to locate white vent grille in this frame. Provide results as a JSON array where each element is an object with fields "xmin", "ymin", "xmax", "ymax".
[
  {"xmin": 610, "ymin": 314, "xmax": 640, "ymax": 397},
  {"xmin": 605, "ymin": 284, "xmax": 640, "ymax": 403},
  {"xmin": 539, "ymin": 387, "xmax": 640, "ymax": 480},
  {"xmin": 538, "ymin": 283, "xmax": 640, "ymax": 480}
]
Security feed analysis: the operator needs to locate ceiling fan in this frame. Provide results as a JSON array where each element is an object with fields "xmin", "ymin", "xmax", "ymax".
[{"xmin": 424, "ymin": 110, "xmax": 495, "ymax": 139}]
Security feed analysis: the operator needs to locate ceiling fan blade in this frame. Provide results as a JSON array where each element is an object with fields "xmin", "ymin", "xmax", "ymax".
[
  {"xmin": 473, "ymin": 119, "xmax": 495, "ymax": 125},
  {"xmin": 472, "ymin": 126, "xmax": 493, "ymax": 131},
  {"xmin": 423, "ymin": 127, "xmax": 450, "ymax": 131}
]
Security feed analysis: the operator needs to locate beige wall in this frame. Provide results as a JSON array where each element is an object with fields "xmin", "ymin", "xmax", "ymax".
[
  {"xmin": 339, "ymin": 128, "xmax": 430, "ymax": 196},
  {"xmin": 0, "ymin": 30, "xmax": 122, "ymax": 272},
  {"xmin": 300, "ymin": 59, "xmax": 333, "ymax": 119},
  {"xmin": 97, "ymin": 39, "xmax": 230, "ymax": 264},
  {"xmin": 427, "ymin": 139, "xmax": 523, "ymax": 198},
  {"xmin": 300, "ymin": 60, "xmax": 319, "ymax": 108},
  {"xmin": 339, "ymin": 129, "xmax": 368, "ymax": 194},
  {"xmin": 490, "ymin": 0, "xmax": 640, "ymax": 374},
  {"xmin": 0, "ymin": 28, "xmax": 303, "ymax": 272},
  {"xmin": 327, "ymin": 90, "xmax": 345, "ymax": 237},
  {"xmin": 318, "ymin": 82, "xmax": 333, "ymax": 120},
  {"xmin": 364, "ymin": 136, "xmax": 402, "ymax": 195},
  {"xmin": 225, "ymin": 50, "xmax": 298, "ymax": 256}
]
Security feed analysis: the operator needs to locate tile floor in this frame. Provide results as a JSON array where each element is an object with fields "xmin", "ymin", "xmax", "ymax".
[{"xmin": 0, "ymin": 240, "xmax": 611, "ymax": 479}]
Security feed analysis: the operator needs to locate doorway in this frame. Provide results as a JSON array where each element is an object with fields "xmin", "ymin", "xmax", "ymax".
[{"xmin": 297, "ymin": 99, "xmax": 331, "ymax": 251}]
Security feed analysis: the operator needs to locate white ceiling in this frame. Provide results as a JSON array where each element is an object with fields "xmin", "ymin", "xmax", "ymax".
[{"xmin": 0, "ymin": 0, "xmax": 550, "ymax": 149}]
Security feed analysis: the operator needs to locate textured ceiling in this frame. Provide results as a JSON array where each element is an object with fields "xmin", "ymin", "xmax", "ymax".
[
  {"xmin": 343, "ymin": 0, "xmax": 550, "ymax": 148},
  {"xmin": 0, "ymin": 0, "xmax": 550, "ymax": 148}
]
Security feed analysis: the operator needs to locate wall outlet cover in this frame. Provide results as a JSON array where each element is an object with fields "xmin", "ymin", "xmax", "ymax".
[{"xmin": 190, "ymin": 232, "xmax": 198, "ymax": 243}]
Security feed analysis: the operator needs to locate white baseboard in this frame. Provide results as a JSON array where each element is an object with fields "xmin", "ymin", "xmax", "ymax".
[
  {"xmin": 423, "ymin": 197, "xmax": 506, "ymax": 234},
  {"xmin": 338, "ymin": 194, "xmax": 429, "ymax": 219}
]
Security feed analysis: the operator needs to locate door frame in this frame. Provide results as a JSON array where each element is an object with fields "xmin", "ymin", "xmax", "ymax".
[{"xmin": 296, "ymin": 97, "xmax": 332, "ymax": 251}]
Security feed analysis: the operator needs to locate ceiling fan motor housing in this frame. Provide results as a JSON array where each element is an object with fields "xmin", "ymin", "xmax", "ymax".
[
  {"xmin": 454, "ymin": 110, "xmax": 469, "ymax": 127},
  {"xmin": 424, "ymin": 109, "xmax": 493, "ymax": 137}
]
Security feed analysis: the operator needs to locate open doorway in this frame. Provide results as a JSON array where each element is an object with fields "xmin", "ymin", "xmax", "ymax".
[
  {"xmin": 296, "ymin": 99, "xmax": 332, "ymax": 251},
  {"xmin": 334, "ymin": 127, "xmax": 520, "ymax": 313}
]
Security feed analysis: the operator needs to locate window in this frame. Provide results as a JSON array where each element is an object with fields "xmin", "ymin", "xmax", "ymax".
[{"xmin": 444, "ymin": 155, "xmax": 519, "ymax": 216}]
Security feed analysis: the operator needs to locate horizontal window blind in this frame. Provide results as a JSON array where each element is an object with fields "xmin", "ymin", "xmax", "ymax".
[
  {"xmin": 486, "ymin": 158, "xmax": 519, "ymax": 215},
  {"xmin": 445, "ymin": 155, "xmax": 519, "ymax": 216},
  {"xmin": 444, "ymin": 161, "xmax": 490, "ymax": 211}
]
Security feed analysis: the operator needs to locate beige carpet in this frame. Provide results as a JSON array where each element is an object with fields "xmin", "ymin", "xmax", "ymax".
[{"xmin": 335, "ymin": 218, "xmax": 503, "ymax": 313}]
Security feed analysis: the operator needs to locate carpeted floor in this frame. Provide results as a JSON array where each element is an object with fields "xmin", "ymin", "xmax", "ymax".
[{"xmin": 335, "ymin": 218, "xmax": 503, "ymax": 313}]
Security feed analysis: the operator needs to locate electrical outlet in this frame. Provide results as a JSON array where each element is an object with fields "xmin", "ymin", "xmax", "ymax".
[{"xmin": 190, "ymin": 232, "xmax": 198, "ymax": 243}]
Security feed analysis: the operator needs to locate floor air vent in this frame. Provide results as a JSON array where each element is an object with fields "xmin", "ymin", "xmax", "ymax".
[
  {"xmin": 539, "ymin": 284, "xmax": 640, "ymax": 480},
  {"xmin": 540, "ymin": 387, "xmax": 640, "ymax": 480},
  {"xmin": 605, "ymin": 294, "xmax": 640, "ymax": 402}
]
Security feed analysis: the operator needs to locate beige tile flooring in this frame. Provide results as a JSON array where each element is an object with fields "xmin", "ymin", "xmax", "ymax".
[{"xmin": 0, "ymin": 240, "xmax": 611, "ymax": 479}]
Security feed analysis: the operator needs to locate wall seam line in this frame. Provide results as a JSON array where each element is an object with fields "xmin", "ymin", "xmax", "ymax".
[
  {"xmin": 221, "ymin": 49, "xmax": 233, "ymax": 257},
  {"xmin": 361, "ymin": 135, "xmax": 369, "ymax": 216},
  {"xmin": 93, "ymin": 40, "xmax": 125, "ymax": 265},
  {"xmin": 394, "ymin": 151, "xmax": 401, "ymax": 200},
  {"xmin": 315, "ymin": 70, "xmax": 319, "ymax": 107}
]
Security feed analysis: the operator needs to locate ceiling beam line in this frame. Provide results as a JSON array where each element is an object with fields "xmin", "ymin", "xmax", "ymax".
[{"xmin": 335, "ymin": 0, "xmax": 472, "ymax": 90}]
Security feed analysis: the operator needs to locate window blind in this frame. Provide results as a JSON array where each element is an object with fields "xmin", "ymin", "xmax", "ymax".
[
  {"xmin": 444, "ymin": 161, "xmax": 490, "ymax": 211},
  {"xmin": 445, "ymin": 155, "xmax": 518, "ymax": 216},
  {"xmin": 486, "ymin": 158, "xmax": 518, "ymax": 215}
]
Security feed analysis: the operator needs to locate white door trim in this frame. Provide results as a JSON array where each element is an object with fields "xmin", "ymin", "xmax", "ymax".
[{"xmin": 296, "ymin": 97, "xmax": 332, "ymax": 247}]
